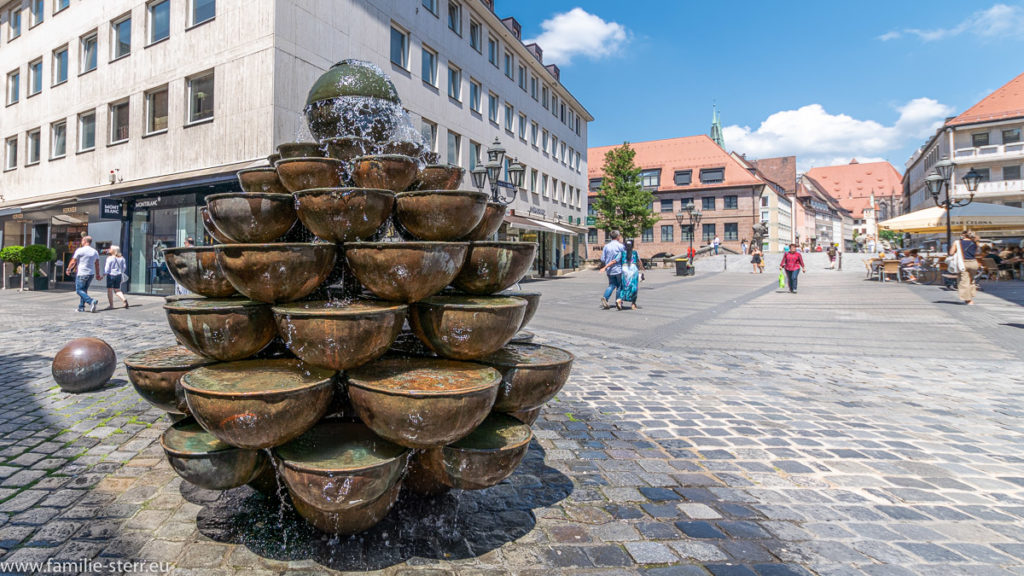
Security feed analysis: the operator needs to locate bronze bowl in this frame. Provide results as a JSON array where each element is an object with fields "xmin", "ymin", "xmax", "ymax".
[
  {"xmin": 52, "ymin": 338, "xmax": 116, "ymax": 393},
  {"xmin": 277, "ymin": 141, "xmax": 324, "ymax": 159},
  {"xmin": 293, "ymin": 188, "xmax": 395, "ymax": 243},
  {"xmin": 412, "ymin": 164, "xmax": 465, "ymax": 191},
  {"xmin": 162, "ymin": 247, "xmax": 237, "ymax": 298},
  {"xmin": 350, "ymin": 155, "xmax": 419, "ymax": 193},
  {"xmin": 161, "ymin": 418, "xmax": 268, "ymax": 490},
  {"xmin": 408, "ymin": 413, "xmax": 533, "ymax": 491},
  {"xmin": 346, "ymin": 357, "xmax": 501, "ymax": 449},
  {"xmin": 181, "ymin": 358, "xmax": 335, "ymax": 450},
  {"xmin": 236, "ymin": 167, "xmax": 288, "ymax": 194},
  {"xmin": 344, "ymin": 242, "xmax": 468, "ymax": 303},
  {"xmin": 381, "ymin": 140, "xmax": 425, "ymax": 158},
  {"xmin": 275, "ymin": 157, "xmax": 345, "ymax": 193},
  {"xmin": 394, "ymin": 190, "xmax": 488, "ymax": 241},
  {"xmin": 272, "ymin": 300, "xmax": 407, "ymax": 371},
  {"xmin": 509, "ymin": 330, "xmax": 535, "ymax": 344},
  {"xmin": 215, "ymin": 243, "xmax": 336, "ymax": 303},
  {"xmin": 452, "ymin": 242, "xmax": 537, "ymax": 295},
  {"xmin": 200, "ymin": 207, "xmax": 235, "ymax": 244},
  {"xmin": 124, "ymin": 346, "xmax": 216, "ymax": 414},
  {"xmin": 500, "ymin": 290, "xmax": 541, "ymax": 330},
  {"xmin": 205, "ymin": 192, "xmax": 297, "ymax": 243},
  {"xmin": 511, "ymin": 406, "xmax": 541, "ymax": 425},
  {"xmin": 478, "ymin": 343, "xmax": 575, "ymax": 413},
  {"xmin": 276, "ymin": 420, "xmax": 409, "ymax": 534},
  {"xmin": 163, "ymin": 298, "xmax": 277, "ymax": 361},
  {"xmin": 323, "ymin": 136, "xmax": 370, "ymax": 162},
  {"xmin": 409, "ymin": 295, "xmax": 526, "ymax": 360},
  {"xmin": 462, "ymin": 202, "xmax": 507, "ymax": 241},
  {"xmin": 267, "ymin": 153, "xmax": 281, "ymax": 165}
]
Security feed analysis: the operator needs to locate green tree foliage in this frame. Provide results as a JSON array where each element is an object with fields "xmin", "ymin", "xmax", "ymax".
[
  {"xmin": 592, "ymin": 143, "xmax": 660, "ymax": 239},
  {"xmin": 22, "ymin": 245, "xmax": 56, "ymax": 277},
  {"xmin": 0, "ymin": 245, "xmax": 25, "ymax": 265}
]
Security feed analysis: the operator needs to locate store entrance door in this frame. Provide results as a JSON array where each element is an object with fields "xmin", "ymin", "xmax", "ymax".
[{"xmin": 129, "ymin": 203, "xmax": 200, "ymax": 295}]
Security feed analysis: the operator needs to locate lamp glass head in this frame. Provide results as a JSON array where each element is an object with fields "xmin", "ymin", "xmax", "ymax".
[{"xmin": 470, "ymin": 164, "xmax": 487, "ymax": 189}]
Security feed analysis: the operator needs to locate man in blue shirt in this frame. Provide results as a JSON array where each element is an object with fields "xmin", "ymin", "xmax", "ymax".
[{"xmin": 598, "ymin": 230, "xmax": 625, "ymax": 309}]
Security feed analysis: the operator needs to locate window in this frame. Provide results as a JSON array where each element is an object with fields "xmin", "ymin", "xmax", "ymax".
[
  {"xmin": 1004, "ymin": 165, "xmax": 1021, "ymax": 180},
  {"xmin": 972, "ymin": 132, "xmax": 989, "ymax": 147},
  {"xmin": 4, "ymin": 137, "xmax": 16, "ymax": 170},
  {"xmin": 517, "ymin": 65, "xmax": 526, "ymax": 90},
  {"xmin": 530, "ymin": 168, "xmax": 538, "ymax": 193},
  {"xmin": 78, "ymin": 111, "xmax": 95, "ymax": 151},
  {"xmin": 422, "ymin": 0, "xmax": 437, "ymax": 14},
  {"xmin": 504, "ymin": 51, "xmax": 513, "ymax": 79},
  {"xmin": 51, "ymin": 120, "xmax": 66, "ymax": 158},
  {"xmin": 6, "ymin": 70, "xmax": 18, "ymax": 105},
  {"xmin": 640, "ymin": 169, "xmax": 660, "ymax": 189},
  {"xmin": 504, "ymin": 103, "xmax": 513, "ymax": 131},
  {"xmin": 661, "ymin": 225, "xmax": 673, "ymax": 242},
  {"xmin": 761, "ymin": 196, "xmax": 769, "ymax": 207},
  {"xmin": 145, "ymin": 86, "xmax": 168, "ymax": 133},
  {"xmin": 589, "ymin": 178, "xmax": 602, "ymax": 192},
  {"xmin": 390, "ymin": 26, "xmax": 408, "ymax": 68},
  {"xmin": 187, "ymin": 71, "xmax": 214, "ymax": 123},
  {"xmin": 447, "ymin": 1, "xmax": 461, "ymax": 35},
  {"xmin": 576, "ymin": 151, "xmax": 581, "ymax": 172},
  {"xmin": 702, "ymin": 196, "xmax": 715, "ymax": 211},
  {"xmin": 469, "ymin": 79, "xmax": 480, "ymax": 112},
  {"xmin": 52, "ymin": 46, "xmax": 68, "ymax": 85},
  {"xmin": 680, "ymin": 197, "xmax": 694, "ymax": 209},
  {"xmin": 110, "ymin": 101, "xmax": 130, "ymax": 143},
  {"xmin": 447, "ymin": 131, "xmax": 460, "ymax": 166},
  {"xmin": 560, "ymin": 102, "xmax": 566, "ymax": 123},
  {"xmin": 674, "ymin": 170, "xmax": 692, "ymax": 186},
  {"xmin": 30, "ymin": 0, "xmax": 43, "ymax": 26},
  {"xmin": 26, "ymin": 129, "xmax": 40, "ymax": 165},
  {"xmin": 588, "ymin": 229, "xmax": 598, "ymax": 244},
  {"xmin": 420, "ymin": 119, "xmax": 436, "ymax": 152},
  {"xmin": 560, "ymin": 142, "xmax": 566, "ymax": 163},
  {"xmin": 148, "ymin": 0, "xmax": 170, "ymax": 44},
  {"xmin": 447, "ymin": 65, "xmax": 460, "ymax": 100},
  {"xmin": 680, "ymin": 225, "xmax": 693, "ymax": 241},
  {"xmin": 702, "ymin": 223, "xmax": 716, "ymax": 243},
  {"xmin": 518, "ymin": 113, "xmax": 527, "ymax": 140},
  {"xmin": 699, "ymin": 167, "xmax": 724, "ymax": 183},
  {"xmin": 541, "ymin": 174, "xmax": 548, "ymax": 197},
  {"xmin": 112, "ymin": 14, "xmax": 132, "ymax": 59},
  {"xmin": 421, "ymin": 46, "xmax": 437, "ymax": 86},
  {"xmin": 469, "ymin": 140, "xmax": 480, "ymax": 169},
  {"xmin": 542, "ymin": 85, "xmax": 549, "ymax": 109},
  {"xmin": 973, "ymin": 167, "xmax": 990, "ymax": 182},
  {"xmin": 9, "ymin": 6, "xmax": 21, "ymax": 38},
  {"xmin": 487, "ymin": 36, "xmax": 497, "ymax": 67},
  {"xmin": 56, "ymin": 0, "xmax": 70, "ymax": 14},
  {"xmin": 724, "ymin": 195, "xmax": 738, "ymax": 210},
  {"xmin": 724, "ymin": 223, "xmax": 738, "ymax": 241},
  {"xmin": 81, "ymin": 31, "xmax": 98, "ymax": 73},
  {"xmin": 551, "ymin": 95, "xmax": 558, "ymax": 117},
  {"xmin": 551, "ymin": 135, "xmax": 557, "ymax": 157},
  {"xmin": 469, "ymin": 20, "xmax": 481, "ymax": 52},
  {"xmin": 487, "ymin": 92, "xmax": 498, "ymax": 123},
  {"xmin": 28, "ymin": 59, "xmax": 42, "ymax": 96},
  {"xmin": 530, "ymin": 76, "xmax": 538, "ymax": 100},
  {"xmin": 191, "ymin": 0, "xmax": 215, "ymax": 26},
  {"xmin": 541, "ymin": 129, "xmax": 549, "ymax": 153},
  {"xmin": 1004, "ymin": 128, "xmax": 1021, "ymax": 144},
  {"xmin": 660, "ymin": 199, "xmax": 674, "ymax": 213},
  {"xmin": 530, "ymin": 122, "xmax": 538, "ymax": 147},
  {"xmin": 641, "ymin": 228, "xmax": 654, "ymax": 242}
]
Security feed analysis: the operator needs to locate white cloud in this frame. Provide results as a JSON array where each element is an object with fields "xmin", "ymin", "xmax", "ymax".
[
  {"xmin": 723, "ymin": 98, "xmax": 955, "ymax": 171},
  {"xmin": 524, "ymin": 8, "xmax": 628, "ymax": 66},
  {"xmin": 879, "ymin": 3, "xmax": 1024, "ymax": 42}
]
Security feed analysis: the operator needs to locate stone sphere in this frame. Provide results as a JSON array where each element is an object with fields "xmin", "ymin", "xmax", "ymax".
[{"xmin": 52, "ymin": 338, "xmax": 117, "ymax": 393}]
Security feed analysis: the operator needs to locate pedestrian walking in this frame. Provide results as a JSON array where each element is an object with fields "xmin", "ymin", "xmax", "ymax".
[
  {"xmin": 826, "ymin": 244, "xmax": 837, "ymax": 270},
  {"xmin": 66, "ymin": 235, "xmax": 101, "ymax": 312},
  {"xmin": 713, "ymin": 235, "xmax": 721, "ymax": 255},
  {"xmin": 779, "ymin": 243, "xmax": 806, "ymax": 293},
  {"xmin": 103, "ymin": 246, "xmax": 130, "ymax": 309},
  {"xmin": 740, "ymin": 239, "xmax": 748, "ymax": 255},
  {"xmin": 597, "ymin": 230, "xmax": 625, "ymax": 309},
  {"xmin": 615, "ymin": 240, "xmax": 644, "ymax": 310},
  {"xmin": 750, "ymin": 247, "xmax": 763, "ymax": 273},
  {"xmin": 950, "ymin": 230, "xmax": 980, "ymax": 305}
]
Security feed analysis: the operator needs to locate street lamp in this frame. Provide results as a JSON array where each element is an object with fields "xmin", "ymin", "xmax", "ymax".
[
  {"xmin": 923, "ymin": 156, "xmax": 983, "ymax": 251},
  {"xmin": 471, "ymin": 137, "xmax": 525, "ymax": 205},
  {"xmin": 675, "ymin": 204, "xmax": 702, "ymax": 263}
]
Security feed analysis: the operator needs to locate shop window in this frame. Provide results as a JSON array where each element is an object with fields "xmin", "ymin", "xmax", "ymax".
[
  {"xmin": 187, "ymin": 71, "xmax": 214, "ymax": 124},
  {"xmin": 148, "ymin": 0, "xmax": 170, "ymax": 44}
]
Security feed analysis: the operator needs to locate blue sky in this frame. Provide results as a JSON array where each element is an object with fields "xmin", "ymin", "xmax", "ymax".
[{"xmin": 511, "ymin": 1, "xmax": 1024, "ymax": 172}]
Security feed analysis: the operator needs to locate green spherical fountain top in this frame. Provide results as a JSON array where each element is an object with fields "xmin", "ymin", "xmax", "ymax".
[{"xmin": 305, "ymin": 59, "xmax": 400, "ymax": 107}]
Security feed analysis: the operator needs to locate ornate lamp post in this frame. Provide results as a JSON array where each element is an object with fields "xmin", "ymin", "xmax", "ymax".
[
  {"xmin": 470, "ymin": 137, "xmax": 525, "ymax": 205},
  {"xmin": 923, "ymin": 156, "xmax": 983, "ymax": 251},
  {"xmin": 675, "ymin": 204, "xmax": 702, "ymax": 263}
]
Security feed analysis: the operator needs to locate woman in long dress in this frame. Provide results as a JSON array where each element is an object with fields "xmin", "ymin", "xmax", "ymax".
[{"xmin": 616, "ymin": 240, "xmax": 644, "ymax": 310}]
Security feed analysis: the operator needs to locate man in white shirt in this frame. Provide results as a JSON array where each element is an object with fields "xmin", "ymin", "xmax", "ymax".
[
  {"xmin": 67, "ymin": 235, "xmax": 101, "ymax": 312},
  {"xmin": 713, "ymin": 235, "xmax": 721, "ymax": 255}
]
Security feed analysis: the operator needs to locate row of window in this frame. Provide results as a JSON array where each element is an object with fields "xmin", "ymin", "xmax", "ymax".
[
  {"xmin": 588, "ymin": 167, "xmax": 728, "ymax": 194},
  {"xmin": 970, "ymin": 127, "xmax": 1021, "ymax": 148},
  {"xmin": 587, "ymin": 223, "xmax": 741, "ymax": 244},
  {"xmin": 970, "ymin": 165, "xmax": 1021, "ymax": 182},
  {"xmin": 4, "ymin": 0, "xmax": 215, "ymax": 106},
  {"xmin": 3, "ymin": 71, "xmax": 214, "ymax": 171},
  {"xmin": 4, "ymin": 0, "xmax": 68, "ymax": 43},
  {"xmin": 658, "ymin": 196, "xmax": 739, "ymax": 212}
]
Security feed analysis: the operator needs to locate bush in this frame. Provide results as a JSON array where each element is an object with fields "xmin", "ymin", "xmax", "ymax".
[
  {"xmin": 21, "ymin": 245, "xmax": 56, "ymax": 277},
  {"xmin": 0, "ymin": 245, "xmax": 25, "ymax": 265}
]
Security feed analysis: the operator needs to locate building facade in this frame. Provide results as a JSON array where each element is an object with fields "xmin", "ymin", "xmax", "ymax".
[
  {"xmin": 804, "ymin": 159, "xmax": 902, "ymax": 249},
  {"xmin": 0, "ymin": 0, "xmax": 591, "ymax": 292}
]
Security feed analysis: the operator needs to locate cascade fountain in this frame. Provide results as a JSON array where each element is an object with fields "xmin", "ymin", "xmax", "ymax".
[{"xmin": 127, "ymin": 59, "xmax": 574, "ymax": 536}]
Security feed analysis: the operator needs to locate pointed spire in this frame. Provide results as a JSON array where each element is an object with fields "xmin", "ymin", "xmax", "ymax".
[{"xmin": 710, "ymin": 104, "xmax": 725, "ymax": 149}]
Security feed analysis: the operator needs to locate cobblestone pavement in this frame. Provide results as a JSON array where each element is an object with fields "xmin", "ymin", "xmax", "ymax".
[{"xmin": 0, "ymin": 264, "xmax": 1022, "ymax": 575}]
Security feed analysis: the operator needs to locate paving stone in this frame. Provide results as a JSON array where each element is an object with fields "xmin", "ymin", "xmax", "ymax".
[
  {"xmin": 675, "ymin": 521, "xmax": 727, "ymax": 539},
  {"xmin": 624, "ymin": 542, "xmax": 678, "ymax": 564}
]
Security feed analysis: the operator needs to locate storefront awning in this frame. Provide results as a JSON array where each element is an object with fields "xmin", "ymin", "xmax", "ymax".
[
  {"xmin": 505, "ymin": 214, "xmax": 549, "ymax": 232},
  {"xmin": 530, "ymin": 219, "xmax": 576, "ymax": 235}
]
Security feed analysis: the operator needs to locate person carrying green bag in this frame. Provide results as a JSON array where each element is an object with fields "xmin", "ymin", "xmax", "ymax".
[
  {"xmin": 780, "ymin": 243, "xmax": 807, "ymax": 293},
  {"xmin": 778, "ymin": 268, "xmax": 786, "ymax": 289}
]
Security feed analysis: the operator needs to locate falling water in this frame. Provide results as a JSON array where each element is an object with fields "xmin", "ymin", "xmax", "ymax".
[{"xmin": 263, "ymin": 448, "xmax": 291, "ymax": 552}]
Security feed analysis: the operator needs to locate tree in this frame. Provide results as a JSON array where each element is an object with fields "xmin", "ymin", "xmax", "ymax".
[
  {"xmin": 22, "ymin": 244, "xmax": 56, "ymax": 277},
  {"xmin": 0, "ymin": 246, "xmax": 26, "ymax": 291},
  {"xmin": 592, "ymin": 143, "xmax": 659, "ymax": 239}
]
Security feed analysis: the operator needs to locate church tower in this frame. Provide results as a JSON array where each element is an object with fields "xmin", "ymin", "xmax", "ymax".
[{"xmin": 710, "ymin": 105, "xmax": 725, "ymax": 148}]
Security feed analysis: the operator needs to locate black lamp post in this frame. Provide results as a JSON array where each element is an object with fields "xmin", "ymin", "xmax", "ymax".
[
  {"xmin": 923, "ymin": 156, "xmax": 983, "ymax": 251},
  {"xmin": 675, "ymin": 204, "xmax": 702, "ymax": 260},
  {"xmin": 470, "ymin": 137, "xmax": 525, "ymax": 205}
]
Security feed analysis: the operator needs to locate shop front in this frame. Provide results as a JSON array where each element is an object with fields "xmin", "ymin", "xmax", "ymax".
[
  {"xmin": 503, "ymin": 213, "xmax": 586, "ymax": 277},
  {"xmin": 124, "ymin": 192, "xmax": 204, "ymax": 295}
]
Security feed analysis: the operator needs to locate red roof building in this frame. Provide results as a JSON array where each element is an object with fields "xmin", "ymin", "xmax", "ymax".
[{"xmin": 804, "ymin": 160, "xmax": 903, "ymax": 240}]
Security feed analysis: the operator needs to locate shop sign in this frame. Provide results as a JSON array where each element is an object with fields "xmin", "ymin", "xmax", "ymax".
[
  {"xmin": 135, "ymin": 197, "xmax": 162, "ymax": 208},
  {"xmin": 62, "ymin": 206, "xmax": 78, "ymax": 214},
  {"xmin": 586, "ymin": 216, "xmax": 595, "ymax": 226},
  {"xmin": 100, "ymin": 198, "xmax": 123, "ymax": 220},
  {"xmin": 11, "ymin": 213, "xmax": 23, "ymax": 220},
  {"xmin": 134, "ymin": 193, "xmax": 197, "ymax": 209}
]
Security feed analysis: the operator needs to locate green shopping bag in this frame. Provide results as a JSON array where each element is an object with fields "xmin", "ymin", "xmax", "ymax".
[{"xmin": 778, "ymin": 269, "xmax": 786, "ymax": 288}]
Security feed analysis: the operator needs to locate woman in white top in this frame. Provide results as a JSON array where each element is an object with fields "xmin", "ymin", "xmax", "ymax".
[{"xmin": 104, "ymin": 246, "xmax": 129, "ymax": 309}]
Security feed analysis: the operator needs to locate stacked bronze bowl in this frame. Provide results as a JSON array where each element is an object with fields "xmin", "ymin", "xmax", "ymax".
[{"xmin": 126, "ymin": 59, "xmax": 574, "ymax": 535}]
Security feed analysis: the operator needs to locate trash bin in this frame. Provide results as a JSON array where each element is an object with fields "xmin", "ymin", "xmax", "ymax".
[{"xmin": 674, "ymin": 258, "xmax": 690, "ymax": 276}]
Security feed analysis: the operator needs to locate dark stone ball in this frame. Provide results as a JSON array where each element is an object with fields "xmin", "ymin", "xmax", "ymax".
[{"xmin": 52, "ymin": 338, "xmax": 117, "ymax": 393}]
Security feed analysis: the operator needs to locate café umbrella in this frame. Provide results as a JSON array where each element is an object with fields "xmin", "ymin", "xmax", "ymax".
[{"xmin": 879, "ymin": 202, "xmax": 1024, "ymax": 234}]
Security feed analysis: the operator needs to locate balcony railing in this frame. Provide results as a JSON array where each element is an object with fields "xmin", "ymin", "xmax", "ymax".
[
  {"xmin": 953, "ymin": 179, "xmax": 1024, "ymax": 198},
  {"xmin": 954, "ymin": 142, "xmax": 1024, "ymax": 161}
]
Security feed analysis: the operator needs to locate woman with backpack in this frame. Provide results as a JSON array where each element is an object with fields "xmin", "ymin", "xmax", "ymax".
[{"xmin": 779, "ymin": 243, "xmax": 806, "ymax": 293}]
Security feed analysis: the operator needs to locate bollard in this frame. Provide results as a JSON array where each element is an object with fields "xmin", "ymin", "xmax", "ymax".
[
  {"xmin": 838, "ymin": 252, "xmax": 843, "ymax": 271},
  {"xmin": 723, "ymin": 254, "xmax": 727, "ymax": 271}
]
